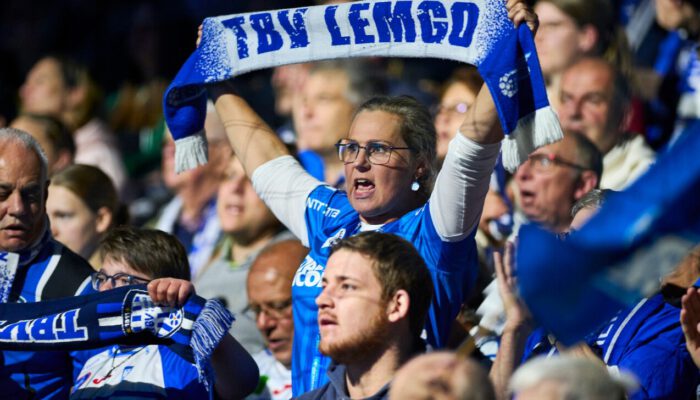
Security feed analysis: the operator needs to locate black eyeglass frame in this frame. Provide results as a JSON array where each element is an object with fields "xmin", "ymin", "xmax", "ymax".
[
  {"xmin": 91, "ymin": 271, "xmax": 152, "ymax": 291},
  {"xmin": 335, "ymin": 139, "xmax": 415, "ymax": 165},
  {"xmin": 527, "ymin": 153, "xmax": 589, "ymax": 171}
]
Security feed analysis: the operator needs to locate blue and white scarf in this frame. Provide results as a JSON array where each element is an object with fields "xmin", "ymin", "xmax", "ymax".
[
  {"xmin": 0, "ymin": 285, "xmax": 233, "ymax": 392},
  {"xmin": 0, "ymin": 222, "xmax": 52, "ymax": 303},
  {"xmin": 164, "ymin": 0, "xmax": 562, "ymax": 173}
]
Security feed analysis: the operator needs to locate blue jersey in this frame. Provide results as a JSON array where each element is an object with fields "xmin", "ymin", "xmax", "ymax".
[
  {"xmin": 1, "ymin": 239, "xmax": 94, "ymax": 400},
  {"xmin": 291, "ymin": 186, "xmax": 478, "ymax": 395},
  {"xmin": 523, "ymin": 293, "xmax": 700, "ymax": 400},
  {"xmin": 71, "ymin": 344, "xmax": 207, "ymax": 399}
]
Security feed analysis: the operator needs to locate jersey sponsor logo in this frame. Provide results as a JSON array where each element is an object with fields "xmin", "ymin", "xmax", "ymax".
[
  {"xmin": 306, "ymin": 198, "xmax": 340, "ymax": 218},
  {"xmin": 0, "ymin": 308, "xmax": 88, "ymax": 343},
  {"xmin": 321, "ymin": 228, "xmax": 346, "ymax": 249},
  {"xmin": 293, "ymin": 255, "xmax": 324, "ymax": 288},
  {"xmin": 122, "ymin": 290, "xmax": 183, "ymax": 338}
]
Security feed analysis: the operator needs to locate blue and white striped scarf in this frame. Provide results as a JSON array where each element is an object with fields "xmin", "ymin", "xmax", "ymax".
[
  {"xmin": 164, "ymin": 0, "xmax": 562, "ymax": 173},
  {"xmin": 0, "ymin": 285, "xmax": 233, "ymax": 392},
  {"xmin": 0, "ymin": 223, "xmax": 51, "ymax": 303}
]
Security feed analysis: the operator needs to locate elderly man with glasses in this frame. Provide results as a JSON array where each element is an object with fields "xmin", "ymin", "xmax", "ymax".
[
  {"xmin": 246, "ymin": 239, "xmax": 307, "ymax": 400},
  {"xmin": 514, "ymin": 132, "xmax": 602, "ymax": 234}
]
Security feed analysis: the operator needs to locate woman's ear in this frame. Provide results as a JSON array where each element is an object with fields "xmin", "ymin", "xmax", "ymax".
[{"xmin": 95, "ymin": 207, "xmax": 113, "ymax": 235}]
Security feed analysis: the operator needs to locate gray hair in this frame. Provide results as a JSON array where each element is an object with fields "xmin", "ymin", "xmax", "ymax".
[
  {"xmin": 571, "ymin": 189, "xmax": 611, "ymax": 217},
  {"xmin": 0, "ymin": 127, "xmax": 49, "ymax": 180},
  {"xmin": 509, "ymin": 356, "xmax": 630, "ymax": 400},
  {"xmin": 309, "ymin": 60, "xmax": 387, "ymax": 106}
]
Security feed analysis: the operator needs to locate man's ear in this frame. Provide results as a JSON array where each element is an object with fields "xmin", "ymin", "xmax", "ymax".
[
  {"xmin": 386, "ymin": 289, "xmax": 410, "ymax": 323},
  {"xmin": 573, "ymin": 171, "xmax": 599, "ymax": 201}
]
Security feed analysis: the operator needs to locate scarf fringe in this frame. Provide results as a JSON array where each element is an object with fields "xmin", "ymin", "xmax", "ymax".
[
  {"xmin": 501, "ymin": 106, "xmax": 563, "ymax": 172},
  {"xmin": 190, "ymin": 299, "xmax": 235, "ymax": 391},
  {"xmin": 175, "ymin": 130, "xmax": 209, "ymax": 173}
]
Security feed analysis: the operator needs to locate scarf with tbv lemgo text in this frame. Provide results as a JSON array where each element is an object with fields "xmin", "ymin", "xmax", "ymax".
[
  {"xmin": 163, "ymin": 0, "xmax": 562, "ymax": 174},
  {"xmin": 0, "ymin": 285, "xmax": 233, "ymax": 393}
]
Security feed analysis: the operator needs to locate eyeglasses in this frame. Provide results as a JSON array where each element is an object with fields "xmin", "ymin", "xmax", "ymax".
[
  {"xmin": 91, "ymin": 271, "xmax": 151, "ymax": 291},
  {"xmin": 335, "ymin": 140, "xmax": 414, "ymax": 165},
  {"xmin": 432, "ymin": 102, "xmax": 469, "ymax": 117},
  {"xmin": 245, "ymin": 298, "xmax": 293, "ymax": 320},
  {"xmin": 526, "ymin": 153, "xmax": 588, "ymax": 172}
]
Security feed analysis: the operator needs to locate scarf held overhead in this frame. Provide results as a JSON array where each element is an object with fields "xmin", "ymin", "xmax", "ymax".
[
  {"xmin": 0, "ymin": 285, "xmax": 234, "ymax": 391},
  {"xmin": 164, "ymin": 0, "xmax": 562, "ymax": 173}
]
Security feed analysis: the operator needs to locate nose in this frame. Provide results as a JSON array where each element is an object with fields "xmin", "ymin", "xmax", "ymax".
[
  {"xmin": 7, "ymin": 191, "xmax": 27, "ymax": 217},
  {"xmin": 515, "ymin": 162, "xmax": 533, "ymax": 182},
  {"xmin": 351, "ymin": 147, "xmax": 371, "ymax": 169},
  {"xmin": 256, "ymin": 311, "xmax": 277, "ymax": 332},
  {"xmin": 315, "ymin": 286, "xmax": 333, "ymax": 309}
]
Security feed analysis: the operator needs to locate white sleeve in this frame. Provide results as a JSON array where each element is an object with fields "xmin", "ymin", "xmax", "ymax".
[
  {"xmin": 430, "ymin": 133, "xmax": 501, "ymax": 241},
  {"xmin": 252, "ymin": 156, "xmax": 322, "ymax": 247}
]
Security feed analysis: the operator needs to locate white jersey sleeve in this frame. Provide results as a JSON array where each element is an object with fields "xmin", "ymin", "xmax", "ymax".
[
  {"xmin": 430, "ymin": 133, "xmax": 501, "ymax": 242},
  {"xmin": 252, "ymin": 156, "xmax": 323, "ymax": 247}
]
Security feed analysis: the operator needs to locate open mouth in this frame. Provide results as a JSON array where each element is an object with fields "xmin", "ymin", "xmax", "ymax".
[{"xmin": 353, "ymin": 178, "xmax": 375, "ymax": 199}]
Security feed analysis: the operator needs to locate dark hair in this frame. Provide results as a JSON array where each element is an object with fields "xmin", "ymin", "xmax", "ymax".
[
  {"xmin": 50, "ymin": 164, "xmax": 126, "ymax": 226},
  {"xmin": 19, "ymin": 113, "xmax": 75, "ymax": 157},
  {"xmin": 43, "ymin": 55, "xmax": 103, "ymax": 129},
  {"xmin": 568, "ymin": 131, "xmax": 603, "ymax": 185},
  {"xmin": 330, "ymin": 231, "xmax": 433, "ymax": 343},
  {"xmin": 356, "ymin": 96, "xmax": 437, "ymax": 198},
  {"xmin": 100, "ymin": 227, "xmax": 190, "ymax": 281},
  {"xmin": 541, "ymin": 0, "xmax": 633, "ymax": 75}
]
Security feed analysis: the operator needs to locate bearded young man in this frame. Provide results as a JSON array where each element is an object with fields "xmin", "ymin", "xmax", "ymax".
[{"xmin": 297, "ymin": 231, "xmax": 433, "ymax": 400}]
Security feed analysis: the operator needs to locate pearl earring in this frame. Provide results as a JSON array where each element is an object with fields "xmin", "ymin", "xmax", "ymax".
[{"xmin": 411, "ymin": 180, "xmax": 420, "ymax": 192}]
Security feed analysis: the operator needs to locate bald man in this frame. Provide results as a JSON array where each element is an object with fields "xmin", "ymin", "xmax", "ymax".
[{"xmin": 247, "ymin": 239, "xmax": 308, "ymax": 400}]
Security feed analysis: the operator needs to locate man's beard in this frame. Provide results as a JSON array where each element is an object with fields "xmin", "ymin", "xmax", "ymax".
[{"xmin": 319, "ymin": 307, "xmax": 392, "ymax": 365}]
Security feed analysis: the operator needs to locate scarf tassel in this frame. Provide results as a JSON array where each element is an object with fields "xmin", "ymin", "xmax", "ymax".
[{"xmin": 190, "ymin": 299, "xmax": 235, "ymax": 391}]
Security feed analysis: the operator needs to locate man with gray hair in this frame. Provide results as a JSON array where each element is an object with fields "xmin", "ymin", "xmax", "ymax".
[
  {"xmin": 509, "ymin": 356, "xmax": 628, "ymax": 400},
  {"xmin": 0, "ymin": 127, "xmax": 94, "ymax": 398},
  {"xmin": 292, "ymin": 60, "xmax": 386, "ymax": 187}
]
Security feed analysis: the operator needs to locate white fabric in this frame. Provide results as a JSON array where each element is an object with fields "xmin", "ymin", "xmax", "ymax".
[
  {"xmin": 249, "ymin": 349, "xmax": 292, "ymax": 400},
  {"xmin": 73, "ymin": 118, "xmax": 128, "ymax": 198},
  {"xmin": 601, "ymin": 135, "xmax": 655, "ymax": 191},
  {"xmin": 252, "ymin": 134, "xmax": 499, "ymax": 243}
]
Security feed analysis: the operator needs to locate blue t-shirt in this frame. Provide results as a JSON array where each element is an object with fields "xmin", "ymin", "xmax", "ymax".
[
  {"xmin": 71, "ymin": 344, "xmax": 207, "ymax": 399},
  {"xmin": 291, "ymin": 186, "xmax": 478, "ymax": 395}
]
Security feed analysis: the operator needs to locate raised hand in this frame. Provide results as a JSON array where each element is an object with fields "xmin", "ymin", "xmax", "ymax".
[
  {"xmin": 494, "ymin": 241, "xmax": 532, "ymax": 330},
  {"xmin": 681, "ymin": 287, "xmax": 700, "ymax": 368},
  {"xmin": 506, "ymin": 0, "xmax": 539, "ymax": 34},
  {"xmin": 147, "ymin": 278, "xmax": 195, "ymax": 308}
]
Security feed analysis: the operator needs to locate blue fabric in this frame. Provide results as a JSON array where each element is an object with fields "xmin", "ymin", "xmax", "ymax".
[
  {"xmin": 163, "ymin": 0, "xmax": 559, "ymax": 172},
  {"xmin": 0, "ymin": 285, "xmax": 233, "ymax": 396},
  {"xmin": 522, "ymin": 294, "xmax": 700, "ymax": 400},
  {"xmin": 291, "ymin": 185, "xmax": 477, "ymax": 395},
  {"xmin": 71, "ymin": 344, "xmax": 208, "ymax": 399},
  {"xmin": 0, "ymin": 238, "xmax": 94, "ymax": 400},
  {"xmin": 517, "ymin": 127, "xmax": 700, "ymax": 346},
  {"xmin": 0, "ymin": 285, "xmax": 205, "ymax": 352}
]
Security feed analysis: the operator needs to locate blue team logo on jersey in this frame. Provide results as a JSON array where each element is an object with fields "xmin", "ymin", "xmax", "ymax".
[{"xmin": 122, "ymin": 290, "xmax": 183, "ymax": 338}]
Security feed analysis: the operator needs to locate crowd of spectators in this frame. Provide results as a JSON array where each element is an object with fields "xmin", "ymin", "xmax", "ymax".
[{"xmin": 1, "ymin": 0, "xmax": 700, "ymax": 399}]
